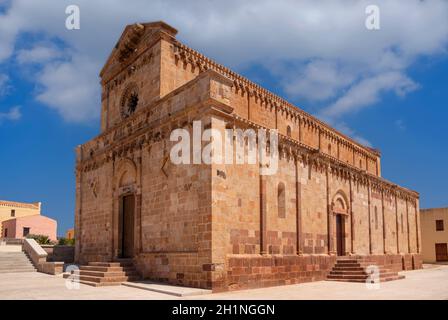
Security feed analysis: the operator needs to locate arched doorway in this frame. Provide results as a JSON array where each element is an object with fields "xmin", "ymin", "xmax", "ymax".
[
  {"xmin": 332, "ymin": 191, "xmax": 349, "ymax": 256},
  {"xmin": 115, "ymin": 159, "xmax": 138, "ymax": 259}
]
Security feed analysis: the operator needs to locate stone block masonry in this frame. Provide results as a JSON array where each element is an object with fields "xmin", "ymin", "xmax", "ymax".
[{"xmin": 75, "ymin": 21, "xmax": 422, "ymax": 292}]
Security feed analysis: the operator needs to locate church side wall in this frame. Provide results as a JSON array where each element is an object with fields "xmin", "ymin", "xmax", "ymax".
[
  {"xmin": 167, "ymin": 41, "xmax": 382, "ymax": 177},
  {"xmin": 135, "ymin": 131, "xmax": 213, "ymax": 289},
  {"xmin": 208, "ymin": 113, "xmax": 421, "ymax": 292},
  {"xmin": 76, "ymin": 162, "xmax": 114, "ymax": 263}
]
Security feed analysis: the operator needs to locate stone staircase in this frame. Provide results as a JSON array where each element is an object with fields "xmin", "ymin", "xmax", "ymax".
[
  {"xmin": 327, "ymin": 257, "xmax": 405, "ymax": 283},
  {"xmin": 63, "ymin": 259, "xmax": 140, "ymax": 287},
  {"xmin": 0, "ymin": 251, "xmax": 36, "ymax": 273}
]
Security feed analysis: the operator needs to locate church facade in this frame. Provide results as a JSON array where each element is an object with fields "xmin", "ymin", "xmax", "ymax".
[{"xmin": 75, "ymin": 21, "xmax": 422, "ymax": 291}]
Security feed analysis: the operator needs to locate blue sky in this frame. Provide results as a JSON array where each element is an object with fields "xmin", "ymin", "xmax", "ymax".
[{"xmin": 0, "ymin": 1, "xmax": 448, "ymax": 236}]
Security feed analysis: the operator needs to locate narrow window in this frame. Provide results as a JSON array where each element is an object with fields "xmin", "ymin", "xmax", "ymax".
[
  {"xmin": 23, "ymin": 227, "xmax": 30, "ymax": 237},
  {"xmin": 401, "ymin": 213, "xmax": 404, "ymax": 233},
  {"xmin": 436, "ymin": 220, "xmax": 444, "ymax": 231},
  {"xmin": 11, "ymin": 209, "xmax": 15, "ymax": 217},
  {"xmin": 278, "ymin": 182, "xmax": 286, "ymax": 218},
  {"xmin": 286, "ymin": 126, "xmax": 292, "ymax": 137},
  {"xmin": 4, "ymin": 228, "xmax": 8, "ymax": 238},
  {"xmin": 328, "ymin": 143, "xmax": 332, "ymax": 155},
  {"xmin": 374, "ymin": 206, "xmax": 378, "ymax": 230},
  {"xmin": 359, "ymin": 159, "xmax": 362, "ymax": 169}
]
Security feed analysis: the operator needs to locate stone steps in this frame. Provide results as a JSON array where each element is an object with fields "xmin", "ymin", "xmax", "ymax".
[
  {"xmin": 73, "ymin": 270, "xmax": 139, "ymax": 278},
  {"xmin": 0, "ymin": 267, "xmax": 36, "ymax": 273},
  {"xmin": 0, "ymin": 250, "xmax": 36, "ymax": 274},
  {"xmin": 327, "ymin": 257, "xmax": 405, "ymax": 283},
  {"xmin": 77, "ymin": 274, "xmax": 138, "ymax": 283},
  {"xmin": 65, "ymin": 260, "xmax": 140, "ymax": 287},
  {"xmin": 79, "ymin": 265, "xmax": 134, "ymax": 272},
  {"xmin": 328, "ymin": 274, "xmax": 405, "ymax": 283},
  {"xmin": 88, "ymin": 261, "xmax": 134, "ymax": 267},
  {"xmin": 76, "ymin": 279, "xmax": 127, "ymax": 287},
  {"xmin": 329, "ymin": 270, "xmax": 366, "ymax": 276}
]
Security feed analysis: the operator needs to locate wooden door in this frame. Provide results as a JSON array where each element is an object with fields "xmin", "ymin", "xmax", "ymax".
[
  {"xmin": 435, "ymin": 243, "xmax": 448, "ymax": 262},
  {"xmin": 120, "ymin": 195, "xmax": 135, "ymax": 258},
  {"xmin": 336, "ymin": 214, "xmax": 345, "ymax": 256}
]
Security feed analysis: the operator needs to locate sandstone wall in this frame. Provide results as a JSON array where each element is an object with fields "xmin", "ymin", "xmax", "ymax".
[
  {"xmin": 76, "ymin": 22, "xmax": 421, "ymax": 292},
  {"xmin": 169, "ymin": 40, "xmax": 381, "ymax": 176}
]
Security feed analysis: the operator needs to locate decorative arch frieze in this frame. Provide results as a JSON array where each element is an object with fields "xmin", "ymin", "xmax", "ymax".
[
  {"xmin": 332, "ymin": 190, "xmax": 350, "ymax": 215},
  {"xmin": 114, "ymin": 157, "xmax": 138, "ymax": 196}
]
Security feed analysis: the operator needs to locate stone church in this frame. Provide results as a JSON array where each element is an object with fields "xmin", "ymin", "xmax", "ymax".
[{"xmin": 74, "ymin": 21, "xmax": 422, "ymax": 291}]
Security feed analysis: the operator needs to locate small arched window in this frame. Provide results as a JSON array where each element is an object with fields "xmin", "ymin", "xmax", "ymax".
[
  {"xmin": 328, "ymin": 143, "xmax": 332, "ymax": 155},
  {"xmin": 374, "ymin": 206, "xmax": 378, "ymax": 229},
  {"xmin": 120, "ymin": 83, "xmax": 139, "ymax": 119},
  {"xmin": 286, "ymin": 126, "xmax": 292, "ymax": 137},
  {"xmin": 359, "ymin": 159, "xmax": 363, "ymax": 169},
  {"xmin": 401, "ymin": 213, "xmax": 404, "ymax": 233},
  {"xmin": 278, "ymin": 182, "xmax": 286, "ymax": 218}
]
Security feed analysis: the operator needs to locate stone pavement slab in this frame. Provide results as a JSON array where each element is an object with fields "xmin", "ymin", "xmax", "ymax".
[
  {"xmin": 188, "ymin": 265, "xmax": 448, "ymax": 300},
  {"xmin": 122, "ymin": 281, "xmax": 211, "ymax": 297},
  {"xmin": 0, "ymin": 244, "xmax": 22, "ymax": 252},
  {"xmin": 1, "ymin": 265, "xmax": 448, "ymax": 300}
]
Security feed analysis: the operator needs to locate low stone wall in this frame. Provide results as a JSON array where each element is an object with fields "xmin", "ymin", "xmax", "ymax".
[
  {"xmin": 214, "ymin": 253, "xmax": 423, "ymax": 292},
  {"xmin": 215, "ymin": 255, "xmax": 337, "ymax": 292},
  {"xmin": 39, "ymin": 261, "xmax": 64, "ymax": 275},
  {"xmin": 134, "ymin": 252, "xmax": 209, "ymax": 289},
  {"xmin": 42, "ymin": 245, "xmax": 75, "ymax": 263},
  {"xmin": 23, "ymin": 239, "xmax": 67, "ymax": 275},
  {"xmin": 23, "ymin": 238, "xmax": 47, "ymax": 266},
  {"xmin": 353, "ymin": 253, "xmax": 423, "ymax": 272}
]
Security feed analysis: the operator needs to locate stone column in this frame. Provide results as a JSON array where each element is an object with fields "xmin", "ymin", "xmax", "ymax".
[
  {"xmin": 136, "ymin": 193, "xmax": 142, "ymax": 254},
  {"xmin": 381, "ymin": 190, "xmax": 387, "ymax": 254},
  {"xmin": 137, "ymin": 152, "xmax": 143, "ymax": 254},
  {"xmin": 395, "ymin": 193, "xmax": 400, "ymax": 254},
  {"xmin": 259, "ymin": 168, "xmax": 267, "ymax": 255},
  {"xmin": 415, "ymin": 200, "xmax": 421, "ymax": 253},
  {"xmin": 111, "ymin": 156, "xmax": 117, "ymax": 259},
  {"xmin": 406, "ymin": 199, "xmax": 411, "ymax": 253},
  {"xmin": 74, "ymin": 168, "xmax": 82, "ymax": 263},
  {"xmin": 367, "ymin": 181, "xmax": 372, "ymax": 254},
  {"xmin": 326, "ymin": 164, "xmax": 334, "ymax": 255},
  {"xmin": 295, "ymin": 156, "xmax": 303, "ymax": 255},
  {"xmin": 247, "ymin": 90, "xmax": 251, "ymax": 121},
  {"xmin": 349, "ymin": 174, "xmax": 355, "ymax": 254}
]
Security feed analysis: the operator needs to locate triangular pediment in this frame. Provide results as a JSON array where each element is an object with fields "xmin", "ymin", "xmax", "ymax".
[{"xmin": 100, "ymin": 21, "xmax": 177, "ymax": 82}]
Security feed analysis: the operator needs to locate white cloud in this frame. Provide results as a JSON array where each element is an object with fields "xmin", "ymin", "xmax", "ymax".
[
  {"xmin": 36, "ymin": 55, "xmax": 100, "ymax": 122},
  {"xmin": 321, "ymin": 71, "xmax": 419, "ymax": 118},
  {"xmin": 283, "ymin": 60, "xmax": 356, "ymax": 101},
  {"xmin": 0, "ymin": 105, "xmax": 21, "ymax": 122},
  {"xmin": 0, "ymin": 73, "xmax": 9, "ymax": 95},
  {"xmin": 16, "ymin": 45, "xmax": 63, "ymax": 64},
  {"xmin": 0, "ymin": 0, "xmax": 446, "ymax": 127}
]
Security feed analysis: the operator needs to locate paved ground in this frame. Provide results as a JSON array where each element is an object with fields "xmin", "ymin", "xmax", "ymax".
[
  {"xmin": 1, "ymin": 265, "xmax": 447, "ymax": 300},
  {"xmin": 0, "ymin": 244, "xmax": 22, "ymax": 252}
]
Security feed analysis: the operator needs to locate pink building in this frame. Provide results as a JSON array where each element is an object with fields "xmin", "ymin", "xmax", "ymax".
[{"xmin": 2, "ymin": 215, "xmax": 57, "ymax": 241}]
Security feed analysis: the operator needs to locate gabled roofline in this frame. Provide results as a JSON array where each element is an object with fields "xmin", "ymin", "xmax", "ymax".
[{"xmin": 99, "ymin": 21, "xmax": 178, "ymax": 77}]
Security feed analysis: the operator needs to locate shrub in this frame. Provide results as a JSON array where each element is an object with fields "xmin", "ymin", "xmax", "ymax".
[
  {"xmin": 26, "ymin": 234, "xmax": 51, "ymax": 245},
  {"xmin": 58, "ymin": 237, "xmax": 75, "ymax": 246}
]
